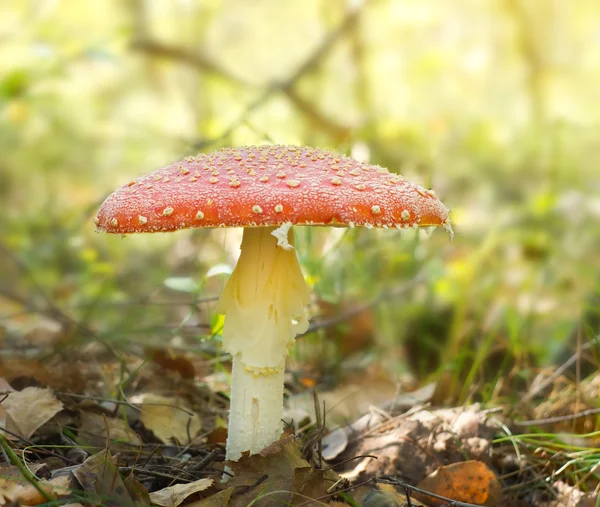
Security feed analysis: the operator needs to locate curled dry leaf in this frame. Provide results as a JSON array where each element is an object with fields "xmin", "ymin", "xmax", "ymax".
[
  {"xmin": 73, "ymin": 449, "xmax": 135, "ymax": 504},
  {"xmin": 414, "ymin": 460, "xmax": 502, "ymax": 507},
  {"xmin": 226, "ymin": 436, "xmax": 336, "ymax": 507},
  {"xmin": 1, "ymin": 387, "xmax": 63, "ymax": 439},
  {"xmin": 149, "ymin": 478, "xmax": 213, "ymax": 507},
  {"xmin": 123, "ymin": 471, "xmax": 152, "ymax": 504},
  {"xmin": 130, "ymin": 393, "xmax": 202, "ymax": 444}
]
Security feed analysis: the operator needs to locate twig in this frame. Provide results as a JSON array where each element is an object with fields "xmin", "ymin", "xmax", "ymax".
[
  {"xmin": 131, "ymin": 37, "xmax": 247, "ymax": 86},
  {"xmin": 321, "ymin": 454, "xmax": 377, "ymax": 473},
  {"xmin": 189, "ymin": 448, "xmax": 223, "ymax": 472},
  {"xmin": 131, "ymin": 0, "xmax": 370, "ymax": 148},
  {"xmin": 197, "ymin": 1, "xmax": 366, "ymax": 148},
  {"xmin": 232, "ymin": 473, "xmax": 268, "ymax": 496},
  {"xmin": 55, "ymin": 392, "xmax": 195, "ymax": 417},
  {"xmin": 307, "ymin": 477, "xmax": 373, "ymax": 505},
  {"xmin": 515, "ymin": 407, "xmax": 600, "ymax": 427},
  {"xmin": 403, "ymin": 483, "xmax": 413, "ymax": 507},
  {"xmin": 522, "ymin": 334, "xmax": 600, "ymax": 402},
  {"xmin": 376, "ymin": 476, "xmax": 487, "ymax": 507},
  {"xmin": 118, "ymin": 466, "xmax": 197, "ymax": 482},
  {"xmin": 281, "ymin": 86, "xmax": 351, "ymax": 140}
]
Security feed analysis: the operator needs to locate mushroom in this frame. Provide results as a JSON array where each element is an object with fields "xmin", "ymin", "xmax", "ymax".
[{"xmin": 95, "ymin": 145, "xmax": 452, "ymax": 461}]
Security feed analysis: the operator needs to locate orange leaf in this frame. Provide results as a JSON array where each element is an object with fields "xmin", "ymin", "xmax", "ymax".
[
  {"xmin": 207, "ymin": 426, "xmax": 228, "ymax": 445},
  {"xmin": 414, "ymin": 460, "xmax": 502, "ymax": 507}
]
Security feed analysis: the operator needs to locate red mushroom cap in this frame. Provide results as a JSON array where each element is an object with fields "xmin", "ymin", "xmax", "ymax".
[{"xmin": 95, "ymin": 145, "xmax": 451, "ymax": 234}]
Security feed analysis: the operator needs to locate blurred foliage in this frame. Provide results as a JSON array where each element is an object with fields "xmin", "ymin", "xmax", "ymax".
[{"xmin": 1, "ymin": 0, "xmax": 599, "ymax": 403}]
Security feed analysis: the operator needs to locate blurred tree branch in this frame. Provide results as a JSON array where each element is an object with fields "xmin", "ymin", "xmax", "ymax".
[
  {"xmin": 129, "ymin": 0, "xmax": 373, "ymax": 146},
  {"xmin": 503, "ymin": 0, "xmax": 549, "ymax": 128},
  {"xmin": 130, "ymin": 37, "xmax": 248, "ymax": 87},
  {"xmin": 282, "ymin": 86, "xmax": 351, "ymax": 140}
]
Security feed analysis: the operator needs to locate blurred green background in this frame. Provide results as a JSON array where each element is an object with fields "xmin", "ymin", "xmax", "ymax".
[{"xmin": 1, "ymin": 0, "xmax": 599, "ymax": 404}]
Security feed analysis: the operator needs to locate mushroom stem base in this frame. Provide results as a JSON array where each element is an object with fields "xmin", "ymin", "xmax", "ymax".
[
  {"xmin": 226, "ymin": 355, "xmax": 285, "ymax": 461},
  {"xmin": 218, "ymin": 226, "xmax": 310, "ymax": 461}
]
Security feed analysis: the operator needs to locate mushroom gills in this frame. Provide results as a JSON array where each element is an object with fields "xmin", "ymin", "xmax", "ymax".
[{"xmin": 217, "ymin": 226, "xmax": 310, "ymax": 460}]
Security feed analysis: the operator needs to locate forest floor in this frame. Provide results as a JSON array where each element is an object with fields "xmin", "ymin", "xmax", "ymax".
[{"xmin": 1, "ymin": 337, "xmax": 599, "ymax": 507}]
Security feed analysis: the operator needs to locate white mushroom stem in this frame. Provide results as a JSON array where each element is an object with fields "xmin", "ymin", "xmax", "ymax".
[{"xmin": 217, "ymin": 226, "xmax": 310, "ymax": 461}]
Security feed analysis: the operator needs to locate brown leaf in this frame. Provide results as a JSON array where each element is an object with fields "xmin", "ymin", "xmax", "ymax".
[
  {"xmin": 0, "ymin": 477, "xmax": 25, "ymax": 504},
  {"xmin": 185, "ymin": 487, "xmax": 233, "ymax": 507},
  {"xmin": 73, "ymin": 449, "xmax": 136, "ymax": 506},
  {"xmin": 0, "ymin": 475, "xmax": 73, "ymax": 506},
  {"xmin": 123, "ymin": 472, "xmax": 152, "ymax": 504},
  {"xmin": 226, "ymin": 437, "xmax": 332, "ymax": 507},
  {"xmin": 149, "ymin": 478, "xmax": 214, "ymax": 507},
  {"xmin": 291, "ymin": 467, "xmax": 334, "ymax": 505},
  {"xmin": 1, "ymin": 387, "xmax": 63, "ymax": 439},
  {"xmin": 414, "ymin": 460, "xmax": 502, "ymax": 507},
  {"xmin": 130, "ymin": 393, "xmax": 202, "ymax": 444},
  {"xmin": 0, "ymin": 463, "xmax": 47, "ymax": 483},
  {"xmin": 0, "ymin": 359, "xmax": 88, "ymax": 392},
  {"xmin": 206, "ymin": 426, "xmax": 228, "ymax": 445},
  {"xmin": 0, "ymin": 379, "xmax": 15, "ymax": 393}
]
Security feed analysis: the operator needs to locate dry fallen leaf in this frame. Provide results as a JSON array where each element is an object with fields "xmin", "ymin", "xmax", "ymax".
[
  {"xmin": 73, "ymin": 449, "xmax": 136, "ymax": 505},
  {"xmin": 0, "ymin": 477, "xmax": 25, "ymax": 506},
  {"xmin": 123, "ymin": 471, "xmax": 152, "ymax": 504},
  {"xmin": 226, "ymin": 436, "xmax": 335, "ymax": 507},
  {"xmin": 0, "ymin": 475, "xmax": 72, "ymax": 506},
  {"xmin": 348, "ymin": 484, "xmax": 429, "ymax": 507},
  {"xmin": 206, "ymin": 426, "xmax": 228, "ymax": 445},
  {"xmin": 185, "ymin": 487, "xmax": 233, "ymax": 507},
  {"xmin": 0, "ymin": 463, "xmax": 47, "ymax": 483},
  {"xmin": 19, "ymin": 475, "xmax": 73, "ymax": 506},
  {"xmin": 0, "ymin": 358, "xmax": 89, "ymax": 392},
  {"xmin": 414, "ymin": 460, "xmax": 502, "ymax": 507},
  {"xmin": 130, "ymin": 393, "xmax": 202, "ymax": 444},
  {"xmin": 149, "ymin": 478, "xmax": 214, "ymax": 507},
  {"xmin": 1, "ymin": 387, "xmax": 63, "ymax": 439},
  {"xmin": 0, "ymin": 378, "xmax": 15, "ymax": 393}
]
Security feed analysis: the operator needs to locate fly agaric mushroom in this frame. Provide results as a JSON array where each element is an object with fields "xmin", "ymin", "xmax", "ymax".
[{"xmin": 95, "ymin": 145, "xmax": 452, "ymax": 461}]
